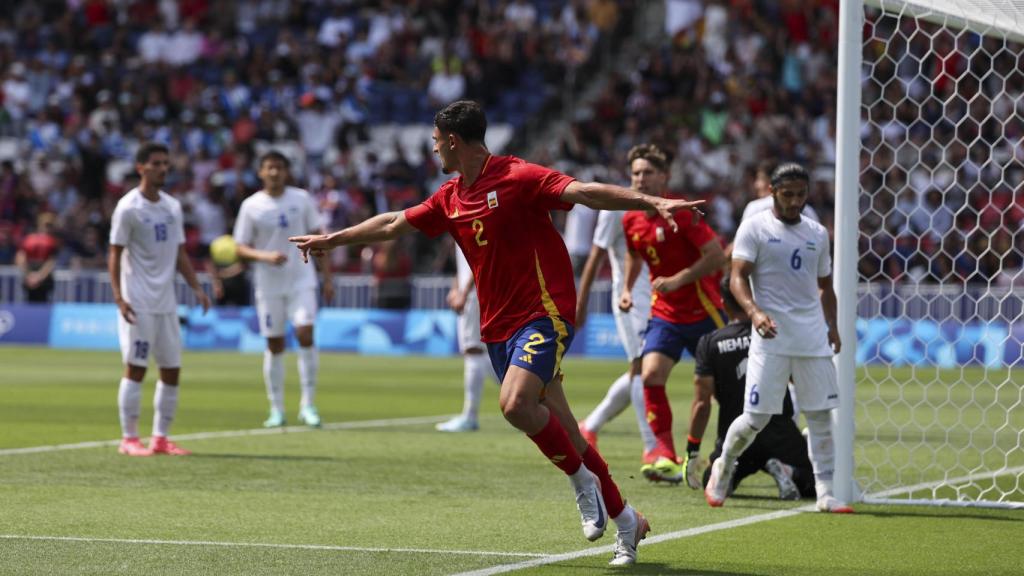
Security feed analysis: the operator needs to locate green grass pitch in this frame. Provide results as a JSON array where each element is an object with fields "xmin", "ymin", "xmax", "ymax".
[{"xmin": 0, "ymin": 346, "xmax": 1021, "ymax": 575}]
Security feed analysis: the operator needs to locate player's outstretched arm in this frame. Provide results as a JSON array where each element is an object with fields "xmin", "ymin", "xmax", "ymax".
[
  {"xmin": 290, "ymin": 210, "xmax": 415, "ymax": 263},
  {"xmin": 561, "ymin": 181, "xmax": 704, "ymax": 232}
]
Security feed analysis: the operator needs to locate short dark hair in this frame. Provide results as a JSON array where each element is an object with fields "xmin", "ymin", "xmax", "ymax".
[
  {"xmin": 627, "ymin": 143, "xmax": 671, "ymax": 172},
  {"xmin": 135, "ymin": 142, "xmax": 169, "ymax": 164},
  {"xmin": 434, "ymin": 100, "xmax": 487, "ymax": 143},
  {"xmin": 719, "ymin": 273, "xmax": 740, "ymax": 313},
  {"xmin": 259, "ymin": 150, "xmax": 291, "ymax": 169},
  {"xmin": 770, "ymin": 162, "xmax": 809, "ymax": 188}
]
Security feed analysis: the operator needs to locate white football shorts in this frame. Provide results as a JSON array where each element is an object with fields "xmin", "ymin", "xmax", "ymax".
[
  {"xmin": 458, "ymin": 289, "xmax": 484, "ymax": 352},
  {"xmin": 613, "ymin": 296, "xmax": 650, "ymax": 361},
  {"xmin": 256, "ymin": 288, "xmax": 318, "ymax": 337},
  {"xmin": 744, "ymin": 351, "xmax": 838, "ymax": 414},
  {"xmin": 118, "ymin": 311, "xmax": 182, "ymax": 368}
]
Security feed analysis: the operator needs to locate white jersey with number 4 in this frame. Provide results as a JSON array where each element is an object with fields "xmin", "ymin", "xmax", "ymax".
[
  {"xmin": 234, "ymin": 186, "xmax": 320, "ymax": 298},
  {"xmin": 109, "ymin": 188, "xmax": 184, "ymax": 314},
  {"xmin": 732, "ymin": 210, "xmax": 832, "ymax": 357}
]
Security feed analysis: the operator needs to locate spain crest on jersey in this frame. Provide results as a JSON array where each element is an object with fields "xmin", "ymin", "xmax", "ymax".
[{"xmin": 487, "ymin": 190, "xmax": 499, "ymax": 209}]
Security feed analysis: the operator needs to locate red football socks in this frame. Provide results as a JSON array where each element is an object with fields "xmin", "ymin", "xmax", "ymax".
[
  {"xmin": 644, "ymin": 385, "xmax": 677, "ymax": 460},
  {"xmin": 528, "ymin": 410, "xmax": 583, "ymax": 475},
  {"xmin": 582, "ymin": 445, "xmax": 625, "ymax": 518}
]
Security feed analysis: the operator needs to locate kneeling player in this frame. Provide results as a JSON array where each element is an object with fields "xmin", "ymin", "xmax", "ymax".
[{"xmin": 686, "ymin": 275, "xmax": 814, "ymax": 499}]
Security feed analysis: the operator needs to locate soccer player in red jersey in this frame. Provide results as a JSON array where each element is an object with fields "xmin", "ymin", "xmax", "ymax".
[
  {"xmin": 620, "ymin": 144, "xmax": 728, "ymax": 486},
  {"xmin": 290, "ymin": 100, "xmax": 704, "ymax": 566}
]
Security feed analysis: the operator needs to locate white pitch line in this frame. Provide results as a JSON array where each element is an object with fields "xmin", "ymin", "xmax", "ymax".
[
  {"xmin": 0, "ymin": 414, "xmax": 452, "ymax": 456},
  {"xmin": 0, "ymin": 534, "xmax": 549, "ymax": 558},
  {"xmin": 449, "ymin": 507, "xmax": 810, "ymax": 576}
]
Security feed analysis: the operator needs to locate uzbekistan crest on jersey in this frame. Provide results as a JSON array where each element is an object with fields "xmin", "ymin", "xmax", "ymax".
[
  {"xmin": 805, "ymin": 241, "xmax": 817, "ymax": 251},
  {"xmin": 487, "ymin": 190, "xmax": 498, "ymax": 209}
]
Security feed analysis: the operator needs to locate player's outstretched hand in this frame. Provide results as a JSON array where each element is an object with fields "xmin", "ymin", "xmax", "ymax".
[
  {"xmin": 289, "ymin": 234, "xmax": 332, "ymax": 263},
  {"xmin": 651, "ymin": 197, "xmax": 705, "ymax": 232}
]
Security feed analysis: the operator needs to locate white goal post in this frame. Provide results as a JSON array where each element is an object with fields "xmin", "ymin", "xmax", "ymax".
[{"xmin": 835, "ymin": 0, "xmax": 1024, "ymax": 508}]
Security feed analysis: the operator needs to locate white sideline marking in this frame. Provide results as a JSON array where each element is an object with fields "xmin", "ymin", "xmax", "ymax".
[
  {"xmin": 0, "ymin": 415, "xmax": 451, "ymax": 456},
  {"xmin": 0, "ymin": 534, "xmax": 548, "ymax": 558},
  {"xmin": 449, "ymin": 507, "xmax": 809, "ymax": 576}
]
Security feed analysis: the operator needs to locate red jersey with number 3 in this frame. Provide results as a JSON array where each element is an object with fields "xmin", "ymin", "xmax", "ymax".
[
  {"xmin": 405, "ymin": 155, "xmax": 577, "ymax": 342},
  {"xmin": 622, "ymin": 210, "xmax": 724, "ymax": 324}
]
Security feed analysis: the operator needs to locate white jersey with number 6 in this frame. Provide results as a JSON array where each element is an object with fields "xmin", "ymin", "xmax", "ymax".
[
  {"xmin": 731, "ymin": 210, "xmax": 832, "ymax": 357},
  {"xmin": 234, "ymin": 186, "xmax": 320, "ymax": 298},
  {"xmin": 109, "ymin": 188, "xmax": 184, "ymax": 314}
]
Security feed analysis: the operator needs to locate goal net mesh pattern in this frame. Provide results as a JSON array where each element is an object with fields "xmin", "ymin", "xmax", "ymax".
[{"xmin": 857, "ymin": 0, "xmax": 1024, "ymax": 506}]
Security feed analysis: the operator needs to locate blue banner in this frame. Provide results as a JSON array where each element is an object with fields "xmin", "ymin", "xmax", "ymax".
[
  {"xmin": 49, "ymin": 303, "xmax": 120, "ymax": 350},
  {"xmin": 5, "ymin": 303, "xmax": 1024, "ymax": 367},
  {"xmin": 856, "ymin": 318, "xmax": 1013, "ymax": 369},
  {"xmin": 0, "ymin": 304, "xmax": 52, "ymax": 345}
]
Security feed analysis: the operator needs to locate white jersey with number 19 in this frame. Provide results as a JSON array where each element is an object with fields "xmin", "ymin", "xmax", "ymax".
[
  {"xmin": 109, "ymin": 188, "xmax": 184, "ymax": 314},
  {"xmin": 731, "ymin": 210, "xmax": 832, "ymax": 357}
]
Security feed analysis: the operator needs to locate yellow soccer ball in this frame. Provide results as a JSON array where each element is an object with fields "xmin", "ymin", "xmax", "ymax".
[{"xmin": 210, "ymin": 235, "xmax": 238, "ymax": 265}]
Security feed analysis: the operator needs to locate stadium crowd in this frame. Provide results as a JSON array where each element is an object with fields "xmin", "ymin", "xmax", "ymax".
[
  {"xmin": 1, "ymin": 0, "xmax": 1023, "ymax": 300},
  {"xmin": 0, "ymin": 0, "xmax": 624, "ymax": 286}
]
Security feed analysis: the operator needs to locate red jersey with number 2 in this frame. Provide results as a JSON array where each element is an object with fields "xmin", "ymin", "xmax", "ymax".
[
  {"xmin": 405, "ymin": 155, "xmax": 577, "ymax": 342},
  {"xmin": 622, "ymin": 210, "xmax": 723, "ymax": 324}
]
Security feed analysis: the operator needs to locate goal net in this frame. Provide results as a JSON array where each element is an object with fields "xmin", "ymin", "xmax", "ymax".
[{"xmin": 839, "ymin": 0, "xmax": 1024, "ymax": 508}]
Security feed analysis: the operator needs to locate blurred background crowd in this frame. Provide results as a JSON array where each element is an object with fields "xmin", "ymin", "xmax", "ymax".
[{"xmin": 1, "ymin": 0, "xmax": 1022, "ymax": 305}]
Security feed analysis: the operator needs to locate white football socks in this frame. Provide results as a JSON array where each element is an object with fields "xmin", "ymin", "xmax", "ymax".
[
  {"xmin": 152, "ymin": 380, "xmax": 178, "ymax": 438},
  {"xmin": 584, "ymin": 372, "xmax": 632, "ymax": 433},
  {"xmin": 463, "ymin": 353, "xmax": 490, "ymax": 422},
  {"xmin": 630, "ymin": 374, "xmax": 658, "ymax": 454},
  {"xmin": 804, "ymin": 410, "xmax": 836, "ymax": 486},
  {"xmin": 297, "ymin": 346, "xmax": 318, "ymax": 409},
  {"xmin": 263, "ymin": 350, "xmax": 285, "ymax": 413},
  {"xmin": 721, "ymin": 411, "xmax": 771, "ymax": 465},
  {"xmin": 118, "ymin": 377, "xmax": 142, "ymax": 438}
]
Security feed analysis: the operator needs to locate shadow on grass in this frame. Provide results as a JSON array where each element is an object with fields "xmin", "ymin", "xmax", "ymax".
[
  {"xmin": 557, "ymin": 561, "xmax": 769, "ymax": 576},
  {"xmin": 846, "ymin": 506, "xmax": 1024, "ymax": 523}
]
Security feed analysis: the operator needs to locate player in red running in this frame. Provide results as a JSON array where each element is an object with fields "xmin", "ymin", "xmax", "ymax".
[
  {"xmin": 291, "ymin": 101, "xmax": 704, "ymax": 565},
  {"xmin": 619, "ymin": 144, "xmax": 727, "ymax": 485}
]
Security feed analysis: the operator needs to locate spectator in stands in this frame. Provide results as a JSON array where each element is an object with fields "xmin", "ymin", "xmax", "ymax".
[
  {"xmin": 15, "ymin": 212, "xmax": 60, "ymax": 302},
  {"xmin": 427, "ymin": 59, "xmax": 467, "ymax": 109},
  {"xmin": 0, "ymin": 224, "xmax": 16, "ymax": 266},
  {"xmin": 69, "ymin": 224, "xmax": 107, "ymax": 271}
]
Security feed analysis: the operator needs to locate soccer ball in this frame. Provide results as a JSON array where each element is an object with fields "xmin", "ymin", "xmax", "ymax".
[{"xmin": 209, "ymin": 235, "xmax": 238, "ymax": 265}]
